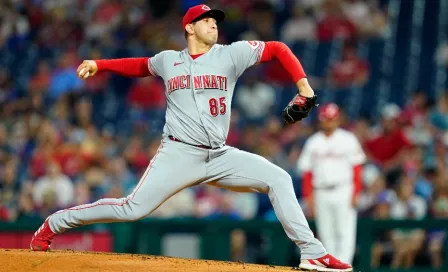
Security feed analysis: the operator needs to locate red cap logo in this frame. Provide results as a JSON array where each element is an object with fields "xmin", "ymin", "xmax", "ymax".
[{"xmin": 319, "ymin": 103, "xmax": 340, "ymax": 120}]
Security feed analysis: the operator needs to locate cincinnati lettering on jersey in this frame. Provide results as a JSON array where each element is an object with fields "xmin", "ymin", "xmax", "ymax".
[{"xmin": 167, "ymin": 75, "xmax": 228, "ymax": 94}]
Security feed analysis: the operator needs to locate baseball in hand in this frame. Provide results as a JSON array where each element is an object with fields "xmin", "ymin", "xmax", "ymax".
[{"xmin": 79, "ymin": 68, "xmax": 90, "ymax": 79}]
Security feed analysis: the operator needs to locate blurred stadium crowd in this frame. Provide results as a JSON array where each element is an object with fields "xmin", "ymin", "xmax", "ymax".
[{"xmin": 0, "ymin": 0, "xmax": 447, "ymax": 268}]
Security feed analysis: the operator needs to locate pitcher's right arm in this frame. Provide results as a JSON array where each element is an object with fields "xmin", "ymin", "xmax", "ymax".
[{"xmin": 76, "ymin": 52, "xmax": 166, "ymax": 79}]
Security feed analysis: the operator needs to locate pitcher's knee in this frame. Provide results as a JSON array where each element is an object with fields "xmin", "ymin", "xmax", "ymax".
[
  {"xmin": 267, "ymin": 168, "xmax": 294, "ymax": 191},
  {"xmin": 122, "ymin": 200, "xmax": 152, "ymax": 221},
  {"xmin": 125, "ymin": 211, "xmax": 146, "ymax": 222},
  {"xmin": 277, "ymin": 169, "xmax": 293, "ymax": 184}
]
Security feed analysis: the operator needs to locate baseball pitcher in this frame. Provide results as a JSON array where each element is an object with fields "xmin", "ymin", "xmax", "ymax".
[
  {"xmin": 297, "ymin": 103, "xmax": 366, "ymax": 265},
  {"xmin": 31, "ymin": 4, "xmax": 352, "ymax": 271}
]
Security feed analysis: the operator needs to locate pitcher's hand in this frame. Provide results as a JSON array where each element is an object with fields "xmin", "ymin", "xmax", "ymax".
[{"xmin": 76, "ymin": 60, "xmax": 98, "ymax": 79}]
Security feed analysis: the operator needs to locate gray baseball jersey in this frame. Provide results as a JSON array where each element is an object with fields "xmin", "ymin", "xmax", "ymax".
[
  {"xmin": 40, "ymin": 41, "xmax": 328, "ymax": 260},
  {"xmin": 148, "ymin": 41, "xmax": 265, "ymax": 148}
]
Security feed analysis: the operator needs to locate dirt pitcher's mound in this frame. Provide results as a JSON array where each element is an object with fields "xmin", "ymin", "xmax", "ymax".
[{"xmin": 0, "ymin": 249, "xmax": 307, "ymax": 272}]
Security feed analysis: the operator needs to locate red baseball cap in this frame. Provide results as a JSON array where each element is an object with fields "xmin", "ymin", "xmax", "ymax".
[
  {"xmin": 318, "ymin": 103, "xmax": 340, "ymax": 120},
  {"xmin": 182, "ymin": 4, "xmax": 225, "ymax": 30}
]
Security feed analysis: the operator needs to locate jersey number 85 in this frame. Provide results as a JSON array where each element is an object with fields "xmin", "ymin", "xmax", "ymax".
[{"xmin": 209, "ymin": 97, "xmax": 226, "ymax": 117}]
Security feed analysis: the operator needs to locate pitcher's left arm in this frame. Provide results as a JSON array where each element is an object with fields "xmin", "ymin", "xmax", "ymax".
[{"xmin": 260, "ymin": 42, "xmax": 318, "ymax": 124}]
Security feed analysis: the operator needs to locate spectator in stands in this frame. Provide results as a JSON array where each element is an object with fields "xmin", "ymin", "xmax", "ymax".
[
  {"xmin": 428, "ymin": 179, "xmax": 448, "ymax": 269},
  {"xmin": 370, "ymin": 190, "xmax": 396, "ymax": 268},
  {"xmin": 235, "ymin": 71, "xmax": 276, "ymax": 124},
  {"xmin": 194, "ymin": 185, "xmax": 255, "ymax": 220},
  {"xmin": 0, "ymin": 124, "xmax": 12, "ymax": 165},
  {"xmin": 0, "ymin": 159, "xmax": 20, "ymax": 221},
  {"xmin": 401, "ymin": 145, "xmax": 435, "ymax": 203},
  {"xmin": 436, "ymin": 41, "xmax": 448, "ymax": 67},
  {"xmin": 299, "ymin": 0, "xmax": 326, "ymax": 12},
  {"xmin": 204, "ymin": 190, "xmax": 254, "ymax": 262},
  {"xmin": 426, "ymin": 131, "xmax": 448, "ymax": 170},
  {"xmin": 215, "ymin": 0, "xmax": 252, "ymax": 15},
  {"xmin": 401, "ymin": 90, "xmax": 428, "ymax": 127},
  {"xmin": 364, "ymin": 104, "xmax": 412, "ymax": 186},
  {"xmin": 257, "ymin": 137, "xmax": 289, "ymax": 170},
  {"xmin": 102, "ymin": 157, "xmax": 136, "ymax": 198},
  {"xmin": 98, "ymin": 125, "xmax": 119, "ymax": 159},
  {"xmin": 342, "ymin": 0, "xmax": 387, "ymax": 38},
  {"xmin": 358, "ymin": 165, "xmax": 386, "ymax": 217},
  {"xmin": 280, "ymin": 5, "xmax": 316, "ymax": 43},
  {"xmin": 239, "ymin": 1, "xmax": 276, "ymax": 41},
  {"xmin": 29, "ymin": 119, "xmax": 61, "ymax": 178},
  {"xmin": 123, "ymin": 135, "xmax": 150, "ymax": 174},
  {"xmin": 429, "ymin": 93, "xmax": 448, "ymax": 131},
  {"xmin": 261, "ymin": 116, "xmax": 299, "ymax": 171},
  {"xmin": 50, "ymin": 95, "xmax": 71, "ymax": 131},
  {"xmin": 32, "ymin": 160, "xmax": 75, "ymax": 210},
  {"xmin": 342, "ymin": 0, "xmax": 369, "ymax": 31},
  {"xmin": 238, "ymin": 125, "xmax": 260, "ymax": 153},
  {"xmin": 390, "ymin": 178, "xmax": 427, "ymax": 269},
  {"xmin": 0, "ymin": 6, "xmax": 30, "ymax": 49},
  {"xmin": 205, "ymin": 191, "xmax": 243, "ymax": 220},
  {"xmin": 149, "ymin": 187, "xmax": 196, "ymax": 218},
  {"xmin": 37, "ymin": 189, "xmax": 59, "ymax": 219},
  {"xmin": 194, "ymin": 186, "xmax": 223, "ymax": 218},
  {"xmin": 317, "ymin": 0, "xmax": 357, "ymax": 42},
  {"xmin": 52, "ymin": 140, "xmax": 83, "ymax": 180},
  {"xmin": 48, "ymin": 51, "xmax": 84, "ymax": 100},
  {"xmin": 127, "ymin": 76, "xmax": 166, "ymax": 113},
  {"xmin": 72, "ymin": 181, "xmax": 92, "ymax": 207},
  {"xmin": 82, "ymin": 166, "xmax": 107, "ymax": 199},
  {"xmin": 69, "ymin": 97, "xmax": 93, "ymax": 135},
  {"xmin": 329, "ymin": 41, "xmax": 370, "ymax": 89},
  {"xmin": 8, "ymin": 120, "xmax": 32, "ymax": 164},
  {"xmin": 226, "ymin": 110, "xmax": 242, "ymax": 147},
  {"xmin": 84, "ymin": 0, "xmax": 123, "ymax": 42},
  {"xmin": 401, "ymin": 91, "xmax": 434, "ymax": 147},
  {"xmin": 195, "ymin": 186, "xmax": 255, "ymax": 262},
  {"xmin": 29, "ymin": 60, "xmax": 52, "ymax": 95},
  {"xmin": 34, "ymin": 7, "xmax": 72, "ymax": 47},
  {"xmin": 75, "ymin": 127, "xmax": 103, "ymax": 170},
  {"xmin": 435, "ymin": 135, "xmax": 447, "ymax": 171},
  {"xmin": 16, "ymin": 181, "xmax": 40, "ymax": 220},
  {"xmin": 351, "ymin": 116, "xmax": 373, "ymax": 144},
  {"xmin": 231, "ymin": 191, "xmax": 259, "ymax": 220},
  {"xmin": 0, "ymin": 68, "xmax": 20, "ymax": 118}
]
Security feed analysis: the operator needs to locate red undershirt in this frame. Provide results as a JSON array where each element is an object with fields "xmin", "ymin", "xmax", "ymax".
[{"xmin": 190, "ymin": 53, "xmax": 204, "ymax": 60}]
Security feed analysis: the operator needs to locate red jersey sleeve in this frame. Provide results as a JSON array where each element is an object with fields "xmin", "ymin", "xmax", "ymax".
[
  {"xmin": 95, "ymin": 57, "xmax": 151, "ymax": 77},
  {"xmin": 260, "ymin": 41, "xmax": 306, "ymax": 83}
]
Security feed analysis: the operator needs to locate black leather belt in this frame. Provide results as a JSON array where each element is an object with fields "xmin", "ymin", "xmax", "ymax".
[{"xmin": 168, "ymin": 136, "xmax": 220, "ymax": 150}]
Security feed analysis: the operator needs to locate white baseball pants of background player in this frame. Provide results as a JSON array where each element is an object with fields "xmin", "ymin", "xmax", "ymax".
[
  {"xmin": 313, "ymin": 184, "xmax": 357, "ymax": 264},
  {"xmin": 48, "ymin": 136, "xmax": 327, "ymax": 259}
]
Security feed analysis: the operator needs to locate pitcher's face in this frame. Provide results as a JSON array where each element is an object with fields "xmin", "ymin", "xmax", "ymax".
[{"xmin": 190, "ymin": 17, "xmax": 218, "ymax": 45}]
